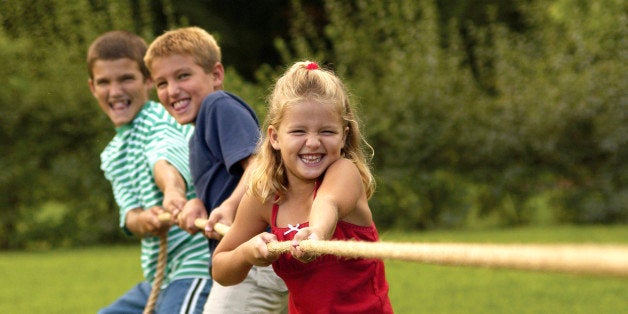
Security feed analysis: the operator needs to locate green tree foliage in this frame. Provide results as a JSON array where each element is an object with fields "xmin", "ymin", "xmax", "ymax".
[
  {"xmin": 0, "ymin": 0, "xmax": 171, "ymax": 249},
  {"xmin": 487, "ymin": 0, "xmax": 627, "ymax": 223},
  {"xmin": 278, "ymin": 0, "xmax": 626, "ymax": 228},
  {"xmin": 322, "ymin": 0, "xmax": 489, "ymax": 228},
  {"xmin": 0, "ymin": 0, "xmax": 625, "ymax": 249},
  {"xmin": 0, "ymin": 0, "xmax": 267, "ymax": 249}
]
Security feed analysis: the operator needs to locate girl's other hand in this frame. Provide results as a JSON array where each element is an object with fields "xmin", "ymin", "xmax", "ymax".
[{"xmin": 291, "ymin": 227, "xmax": 319, "ymax": 263}]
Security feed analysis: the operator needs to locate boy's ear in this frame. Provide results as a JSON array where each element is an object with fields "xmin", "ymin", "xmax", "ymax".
[
  {"xmin": 212, "ymin": 62, "xmax": 225, "ymax": 88},
  {"xmin": 268, "ymin": 126, "xmax": 280, "ymax": 150},
  {"xmin": 144, "ymin": 76, "xmax": 154, "ymax": 90},
  {"xmin": 87, "ymin": 78, "xmax": 95, "ymax": 95}
]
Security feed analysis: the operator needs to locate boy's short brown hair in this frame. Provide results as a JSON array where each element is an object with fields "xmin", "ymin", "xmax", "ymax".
[
  {"xmin": 87, "ymin": 30, "xmax": 149, "ymax": 79},
  {"xmin": 144, "ymin": 26, "xmax": 222, "ymax": 74}
]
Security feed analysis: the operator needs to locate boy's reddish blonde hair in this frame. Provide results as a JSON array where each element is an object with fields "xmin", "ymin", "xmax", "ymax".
[{"xmin": 144, "ymin": 26, "xmax": 221, "ymax": 74}]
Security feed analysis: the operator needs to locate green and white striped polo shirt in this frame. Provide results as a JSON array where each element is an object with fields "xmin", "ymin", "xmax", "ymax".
[{"xmin": 100, "ymin": 101, "xmax": 209, "ymax": 286}]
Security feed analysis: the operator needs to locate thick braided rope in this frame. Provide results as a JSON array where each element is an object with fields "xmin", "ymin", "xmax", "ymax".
[
  {"xmin": 266, "ymin": 240, "xmax": 628, "ymax": 277},
  {"xmin": 143, "ymin": 235, "xmax": 168, "ymax": 314},
  {"xmin": 157, "ymin": 213, "xmax": 628, "ymax": 277}
]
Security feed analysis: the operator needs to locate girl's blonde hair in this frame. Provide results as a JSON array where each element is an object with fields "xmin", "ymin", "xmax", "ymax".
[
  {"xmin": 144, "ymin": 26, "xmax": 221, "ymax": 74},
  {"xmin": 250, "ymin": 61, "xmax": 375, "ymax": 203}
]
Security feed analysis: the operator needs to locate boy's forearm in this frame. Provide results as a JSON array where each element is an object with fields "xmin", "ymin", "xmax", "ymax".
[
  {"xmin": 153, "ymin": 159, "xmax": 187, "ymax": 197},
  {"xmin": 218, "ymin": 156, "xmax": 255, "ymax": 216},
  {"xmin": 219, "ymin": 176, "xmax": 247, "ymax": 217}
]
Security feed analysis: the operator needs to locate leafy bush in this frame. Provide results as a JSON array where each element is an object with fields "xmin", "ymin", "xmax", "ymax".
[
  {"xmin": 0, "ymin": 0, "xmax": 625, "ymax": 249},
  {"xmin": 280, "ymin": 0, "xmax": 627, "ymax": 228}
]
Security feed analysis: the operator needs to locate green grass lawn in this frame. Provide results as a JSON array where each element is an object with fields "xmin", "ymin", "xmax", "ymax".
[
  {"xmin": 0, "ymin": 245, "xmax": 143, "ymax": 313},
  {"xmin": 0, "ymin": 225, "xmax": 626, "ymax": 313}
]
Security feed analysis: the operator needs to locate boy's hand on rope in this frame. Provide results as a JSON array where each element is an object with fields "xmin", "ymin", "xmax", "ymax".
[
  {"xmin": 177, "ymin": 198, "xmax": 208, "ymax": 235},
  {"xmin": 291, "ymin": 227, "xmax": 320, "ymax": 263},
  {"xmin": 161, "ymin": 189, "xmax": 187, "ymax": 220},
  {"xmin": 204, "ymin": 207, "xmax": 233, "ymax": 241},
  {"xmin": 127, "ymin": 206, "xmax": 172, "ymax": 238}
]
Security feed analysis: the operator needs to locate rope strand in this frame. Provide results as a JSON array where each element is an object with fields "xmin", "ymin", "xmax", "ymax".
[
  {"xmin": 144, "ymin": 234, "xmax": 168, "ymax": 314},
  {"xmin": 157, "ymin": 213, "xmax": 628, "ymax": 277},
  {"xmin": 268, "ymin": 240, "xmax": 628, "ymax": 277}
]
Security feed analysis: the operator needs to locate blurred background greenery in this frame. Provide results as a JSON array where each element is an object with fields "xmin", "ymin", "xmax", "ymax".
[{"xmin": 0, "ymin": 0, "xmax": 625, "ymax": 250}]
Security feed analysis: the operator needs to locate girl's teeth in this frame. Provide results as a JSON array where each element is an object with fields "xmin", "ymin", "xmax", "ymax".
[{"xmin": 301, "ymin": 155, "xmax": 321, "ymax": 163}]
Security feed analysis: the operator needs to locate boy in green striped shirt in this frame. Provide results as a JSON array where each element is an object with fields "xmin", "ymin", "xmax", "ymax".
[{"xmin": 88, "ymin": 30, "xmax": 210, "ymax": 314}]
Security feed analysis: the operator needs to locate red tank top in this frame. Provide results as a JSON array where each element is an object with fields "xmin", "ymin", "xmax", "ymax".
[{"xmin": 270, "ymin": 197, "xmax": 393, "ymax": 313}]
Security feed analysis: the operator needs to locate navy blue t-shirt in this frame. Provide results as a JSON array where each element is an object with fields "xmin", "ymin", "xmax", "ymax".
[{"xmin": 189, "ymin": 91, "xmax": 260, "ymax": 252}]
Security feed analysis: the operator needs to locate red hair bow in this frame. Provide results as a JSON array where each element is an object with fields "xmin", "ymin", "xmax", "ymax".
[{"xmin": 305, "ymin": 62, "xmax": 319, "ymax": 70}]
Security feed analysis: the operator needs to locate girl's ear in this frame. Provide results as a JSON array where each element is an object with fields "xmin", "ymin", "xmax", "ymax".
[
  {"xmin": 342, "ymin": 126, "xmax": 349, "ymax": 147},
  {"xmin": 269, "ymin": 126, "xmax": 280, "ymax": 150}
]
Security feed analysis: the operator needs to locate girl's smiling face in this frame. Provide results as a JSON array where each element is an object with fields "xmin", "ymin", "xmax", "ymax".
[{"xmin": 269, "ymin": 100, "xmax": 348, "ymax": 184}]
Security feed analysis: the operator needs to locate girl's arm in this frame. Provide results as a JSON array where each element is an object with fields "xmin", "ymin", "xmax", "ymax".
[
  {"xmin": 212, "ymin": 193, "xmax": 277, "ymax": 286},
  {"xmin": 292, "ymin": 158, "xmax": 372, "ymax": 260}
]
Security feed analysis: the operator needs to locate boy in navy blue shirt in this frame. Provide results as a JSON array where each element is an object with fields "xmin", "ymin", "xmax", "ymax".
[{"xmin": 145, "ymin": 26, "xmax": 288, "ymax": 313}]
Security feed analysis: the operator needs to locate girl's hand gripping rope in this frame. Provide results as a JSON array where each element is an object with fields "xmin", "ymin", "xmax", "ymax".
[{"xmin": 291, "ymin": 227, "xmax": 320, "ymax": 263}]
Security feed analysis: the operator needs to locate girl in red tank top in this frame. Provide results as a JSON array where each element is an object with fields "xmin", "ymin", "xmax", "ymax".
[{"xmin": 212, "ymin": 61, "xmax": 393, "ymax": 313}]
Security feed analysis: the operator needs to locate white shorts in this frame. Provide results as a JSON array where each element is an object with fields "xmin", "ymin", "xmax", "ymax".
[{"xmin": 203, "ymin": 265, "xmax": 288, "ymax": 314}]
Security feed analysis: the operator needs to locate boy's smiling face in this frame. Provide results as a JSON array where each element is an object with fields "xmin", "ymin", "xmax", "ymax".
[
  {"xmin": 151, "ymin": 54, "xmax": 224, "ymax": 125},
  {"xmin": 89, "ymin": 58, "xmax": 152, "ymax": 127}
]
